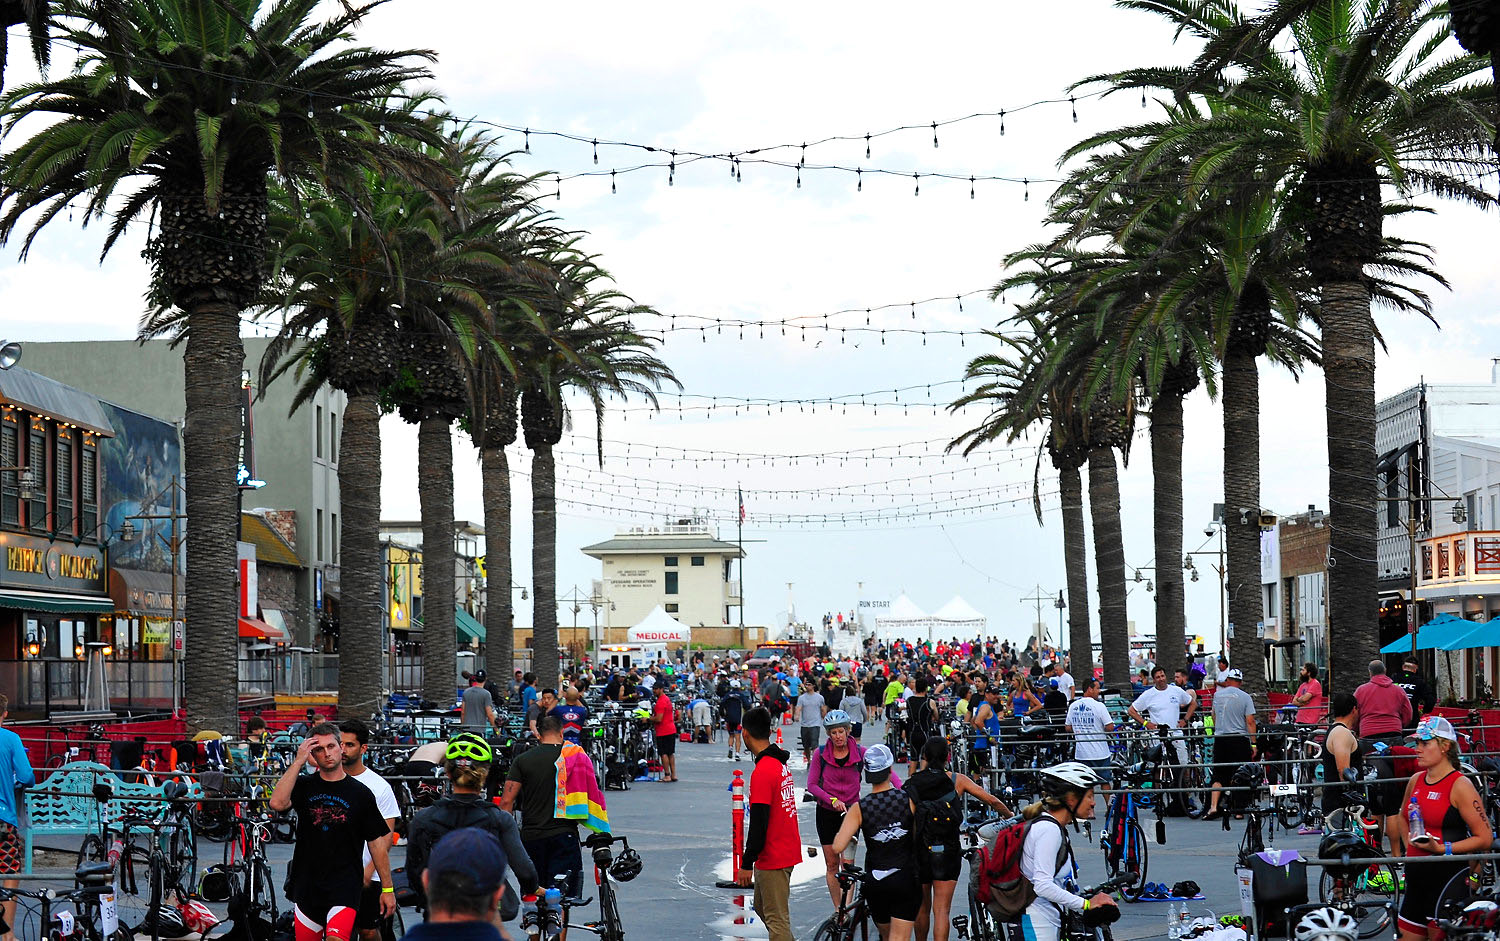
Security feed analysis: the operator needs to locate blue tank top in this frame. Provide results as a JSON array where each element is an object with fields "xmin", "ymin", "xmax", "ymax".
[
  {"xmin": 975, "ymin": 707, "xmax": 1002, "ymax": 749},
  {"xmin": 1012, "ymin": 692, "xmax": 1028, "ymax": 717}
]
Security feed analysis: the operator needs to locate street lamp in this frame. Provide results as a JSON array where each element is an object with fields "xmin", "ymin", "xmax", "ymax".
[
  {"xmin": 1187, "ymin": 518, "xmax": 1228, "ymax": 656},
  {"xmin": 0, "ymin": 341, "xmax": 21, "ymax": 370}
]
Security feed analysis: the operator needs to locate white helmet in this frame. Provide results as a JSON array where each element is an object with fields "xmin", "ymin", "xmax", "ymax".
[
  {"xmin": 730, "ymin": 679, "xmax": 742, "ymax": 689},
  {"xmin": 1040, "ymin": 762, "xmax": 1105, "ymax": 795},
  {"xmin": 1293, "ymin": 907, "xmax": 1358, "ymax": 941}
]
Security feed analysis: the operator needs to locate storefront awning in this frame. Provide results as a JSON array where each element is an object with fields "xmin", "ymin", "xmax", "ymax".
[
  {"xmin": 414, "ymin": 606, "xmax": 485, "ymax": 643},
  {"xmin": 455, "ymin": 607, "xmax": 484, "ymax": 643},
  {"xmin": 239, "ymin": 616, "xmax": 288, "ymax": 642},
  {"xmin": 1380, "ymin": 612, "xmax": 1472, "ymax": 653},
  {"xmin": 0, "ymin": 589, "xmax": 115, "ymax": 614},
  {"xmin": 108, "ymin": 567, "xmax": 183, "ymax": 618}
]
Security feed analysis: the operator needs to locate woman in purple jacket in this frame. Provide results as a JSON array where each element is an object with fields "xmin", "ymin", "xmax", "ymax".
[{"xmin": 807, "ymin": 710, "xmax": 902, "ymax": 908}]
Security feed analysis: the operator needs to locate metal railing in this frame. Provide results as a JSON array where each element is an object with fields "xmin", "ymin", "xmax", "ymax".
[{"xmin": 0, "ymin": 659, "xmax": 177, "ymax": 713}]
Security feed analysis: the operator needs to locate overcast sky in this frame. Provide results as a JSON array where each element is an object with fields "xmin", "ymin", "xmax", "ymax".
[{"xmin": 3, "ymin": 1, "xmax": 1497, "ymax": 650}]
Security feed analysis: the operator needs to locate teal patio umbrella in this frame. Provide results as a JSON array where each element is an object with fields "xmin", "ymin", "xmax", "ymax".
[
  {"xmin": 1435, "ymin": 619, "xmax": 1500, "ymax": 651},
  {"xmin": 1379, "ymin": 612, "xmax": 1472, "ymax": 653}
]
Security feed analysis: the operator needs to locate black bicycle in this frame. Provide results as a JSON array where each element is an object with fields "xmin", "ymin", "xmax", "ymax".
[
  {"xmin": 1061, "ymin": 873, "xmax": 1138, "ymax": 941},
  {"xmin": 573, "ymin": 832, "xmax": 641, "ymax": 941},
  {"xmin": 76, "ymin": 780, "xmax": 196, "ymax": 940},
  {"xmin": 810, "ymin": 863, "xmax": 872, "ymax": 941}
]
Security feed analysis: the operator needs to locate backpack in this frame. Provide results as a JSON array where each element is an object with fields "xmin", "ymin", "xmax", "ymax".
[
  {"xmin": 908, "ymin": 776, "xmax": 961, "ymax": 847},
  {"xmin": 975, "ymin": 815, "xmax": 1070, "ymax": 921}
]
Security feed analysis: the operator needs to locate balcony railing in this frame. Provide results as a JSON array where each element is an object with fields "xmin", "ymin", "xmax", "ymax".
[{"xmin": 1417, "ymin": 529, "xmax": 1500, "ymax": 587}]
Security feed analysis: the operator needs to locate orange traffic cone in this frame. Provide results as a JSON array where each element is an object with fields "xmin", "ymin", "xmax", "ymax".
[{"xmin": 776, "ymin": 726, "xmax": 783, "ymax": 746}]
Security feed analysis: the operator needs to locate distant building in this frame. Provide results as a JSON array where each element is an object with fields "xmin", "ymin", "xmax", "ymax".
[{"xmin": 582, "ymin": 521, "xmax": 745, "ymax": 638}]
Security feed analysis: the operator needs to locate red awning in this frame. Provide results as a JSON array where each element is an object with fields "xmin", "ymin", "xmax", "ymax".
[{"xmin": 238, "ymin": 616, "xmax": 287, "ymax": 642}]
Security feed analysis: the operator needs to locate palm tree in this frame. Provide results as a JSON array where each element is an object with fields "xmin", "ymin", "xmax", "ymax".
[
  {"xmin": 0, "ymin": 0, "xmax": 440, "ymax": 730},
  {"xmin": 1450, "ymin": 0, "xmax": 1500, "ymax": 144},
  {"xmin": 520, "ymin": 251, "xmax": 677, "ymax": 689},
  {"xmin": 258, "ymin": 137, "xmax": 469, "ymax": 718},
  {"xmin": 473, "ymin": 373, "xmax": 519, "ymax": 698},
  {"xmin": 949, "ymin": 323, "xmax": 1096, "ymax": 678},
  {"xmin": 1074, "ymin": 0, "xmax": 1492, "ymax": 690},
  {"xmin": 0, "ymin": 0, "xmax": 46, "ymax": 91}
]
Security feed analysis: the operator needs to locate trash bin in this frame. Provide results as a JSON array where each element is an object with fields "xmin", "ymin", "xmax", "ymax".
[{"xmin": 1248, "ymin": 851, "xmax": 1307, "ymax": 937}]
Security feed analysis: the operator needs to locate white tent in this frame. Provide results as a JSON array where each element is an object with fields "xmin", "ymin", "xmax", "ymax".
[
  {"xmin": 874, "ymin": 594, "xmax": 932, "ymax": 643},
  {"xmin": 932, "ymin": 596, "xmax": 987, "ymax": 636},
  {"xmin": 626, "ymin": 606, "xmax": 691, "ymax": 644}
]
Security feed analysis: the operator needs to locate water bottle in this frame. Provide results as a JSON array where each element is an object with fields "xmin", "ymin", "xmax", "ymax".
[
  {"xmin": 1167, "ymin": 902, "xmax": 1181, "ymax": 939},
  {"xmin": 1408, "ymin": 797, "xmax": 1427, "ymax": 841},
  {"xmin": 1180, "ymin": 905, "xmax": 1192, "ymax": 937},
  {"xmin": 543, "ymin": 887, "xmax": 563, "ymax": 939}
]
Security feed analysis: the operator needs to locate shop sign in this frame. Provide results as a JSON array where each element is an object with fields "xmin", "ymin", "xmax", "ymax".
[{"xmin": 0, "ymin": 533, "xmax": 106, "ymax": 592}]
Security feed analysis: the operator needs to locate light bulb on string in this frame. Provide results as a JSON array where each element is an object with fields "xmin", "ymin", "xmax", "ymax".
[
  {"xmin": 592, "ymin": 139, "xmax": 599, "ymax": 164},
  {"xmin": 1000, "ymin": 110, "xmax": 1006, "ymax": 136},
  {"xmin": 523, "ymin": 128, "xmax": 530, "ymax": 152},
  {"xmin": 865, "ymin": 133, "xmax": 871, "ymax": 158},
  {"xmin": 611, "ymin": 170, "xmax": 616, "ymax": 194},
  {"xmin": 856, "ymin": 169, "xmax": 862, "ymax": 192},
  {"xmin": 1024, "ymin": 179, "xmax": 1030, "ymax": 201},
  {"xmin": 914, "ymin": 174, "xmax": 920, "ymax": 196},
  {"xmin": 970, "ymin": 177, "xmax": 976, "ymax": 199},
  {"xmin": 1071, "ymin": 96, "xmax": 1078, "ymax": 122}
]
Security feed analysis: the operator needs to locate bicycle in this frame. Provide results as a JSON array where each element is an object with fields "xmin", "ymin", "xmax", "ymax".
[
  {"xmin": 1090, "ymin": 757, "xmax": 1159, "ymax": 902},
  {"xmin": 810, "ymin": 863, "xmax": 873, "ymax": 941},
  {"xmin": 47, "ymin": 724, "xmax": 110, "ymax": 768},
  {"xmin": 76, "ymin": 780, "xmax": 196, "ymax": 940},
  {"xmin": 1317, "ymin": 770, "xmax": 1401, "ymax": 939},
  {"xmin": 953, "ymin": 819, "xmax": 1009, "ymax": 941},
  {"xmin": 572, "ymin": 832, "xmax": 641, "ymax": 941},
  {"xmin": 198, "ymin": 813, "xmax": 282, "ymax": 937},
  {"xmin": 0, "ymin": 861, "xmax": 131, "ymax": 941},
  {"xmin": 1059, "ymin": 873, "xmax": 1137, "ymax": 941}
]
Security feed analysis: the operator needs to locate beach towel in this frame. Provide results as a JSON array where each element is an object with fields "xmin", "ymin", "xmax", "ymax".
[{"xmin": 553, "ymin": 742, "xmax": 610, "ymax": 834}]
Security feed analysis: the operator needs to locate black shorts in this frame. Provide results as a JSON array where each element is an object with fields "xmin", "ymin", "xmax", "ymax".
[
  {"xmin": 354, "ymin": 882, "xmax": 389, "ymax": 930},
  {"xmin": 866, "ymin": 869, "xmax": 921, "ymax": 924},
  {"xmin": 916, "ymin": 843, "xmax": 962, "ymax": 883},
  {"xmin": 1213, "ymin": 735, "xmax": 1254, "ymax": 785},
  {"xmin": 1397, "ymin": 857, "xmax": 1467, "ymax": 935},
  {"xmin": 523, "ymin": 832, "xmax": 583, "ymax": 899},
  {"xmin": 815, "ymin": 805, "xmax": 845, "ymax": 846},
  {"xmin": 655, "ymin": 732, "xmax": 677, "ymax": 756},
  {"xmin": 725, "ymin": 719, "xmax": 742, "ymax": 733},
  {"xmin": 850, "ymin": 723, "xmax": 863, "ymax": 740}
]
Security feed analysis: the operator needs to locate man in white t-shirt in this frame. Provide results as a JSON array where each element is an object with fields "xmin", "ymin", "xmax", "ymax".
[
  {"xmin": 1127, "ymin": 666, "xmax": 1196, "ymax": 767},
  {"xmin": 1050, "ymin": 661, "xmax": 1076, "ymax": 702},
  {"xmin": 341, "ymin": 719, "xmax": 401, "ymax": 941},
  {"xmin": 1065, "ymin": 676, "xmax": 1115, "ymax": 779}
]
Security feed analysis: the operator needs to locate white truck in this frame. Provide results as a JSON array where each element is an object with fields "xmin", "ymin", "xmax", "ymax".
[{"xmin": 598, "ymin": 643, "xmax": 667, "ymax": 671}]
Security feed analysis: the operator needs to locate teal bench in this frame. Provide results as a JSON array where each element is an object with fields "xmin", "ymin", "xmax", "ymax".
[{"xmin": 22, "ymin": 761, "xmax": 202, "ymax": 874}]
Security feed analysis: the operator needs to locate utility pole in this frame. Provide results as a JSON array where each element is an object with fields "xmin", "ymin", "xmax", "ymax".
[{"xmin": 1022, "ymin": 585, "xmax": 1052, "ymax": 648}]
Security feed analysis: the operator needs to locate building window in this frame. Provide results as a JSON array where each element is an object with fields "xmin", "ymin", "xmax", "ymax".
[
  {"xmin": 691, "ymin": 556, "xmax": 704, "ymax": 566},
  {"xmin": 55, "ymin": 431, "xmax": 73, "ymax": 538},
  {"xmin": 27, "ymin": 421, "xmax": 46, "ymax": 532},
  {"xmin": 316, "ymin": 509, "xmax": 324, "ymax": 562},
  {"xmin": 1456, "ymin": 538, "xmax": 1466, "ymax": 577},
  {"xmin": 1421, "ymin": 544, "xmax": 1433, "ymax": 579},
  {"xmin": 329, "ymin": 412, "xmax": 338, "ymax": 463},
  {"xmin": 664, "ymin": 556, "xmax": 678, "ymax": 567},
  {"xmin": 1438, "ymin": 542, "xmax": 1449, "ymax": 578},
  {"xmin": 80, "ymin": 443, "xmax": 97, "ymax": 540},
  {"xmin": 1, "ymin": 418, "xmax": 18, "ymax": 527},
  {"xmin": 1467, "ymin": 492, "xmax": 1480, "ymax": 530},
  {"xmin": 724, "ymin": 560, "xmax": 732, "ymax": 581},
  {"xmin": 665, "ymin": 571, "xmax": 678, "ymax": 594},
  {"xmin": 315, "ymin": 406, "xmax": 324, "ymax": 459},
  {"xmin": 665, "ymin": 603, "xmax": 679, "ymax": 613},
  {"xmin": 331, "ymin": 512, "xmax": 339, "ymax": 565}
]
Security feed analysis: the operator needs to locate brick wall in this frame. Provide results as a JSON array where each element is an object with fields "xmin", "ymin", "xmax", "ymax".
[
  {"xmin": 259, "ymin": 564, "xmax": 299, "ymax": 626},
  {"xmin": 261, "ymin": 509, "xmax": 299, "ymax": 551}
]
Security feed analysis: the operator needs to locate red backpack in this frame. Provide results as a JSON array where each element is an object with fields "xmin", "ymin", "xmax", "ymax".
[{"xmin": 975, "ymin": 815, "xmax": 1070, "ymax": 921}]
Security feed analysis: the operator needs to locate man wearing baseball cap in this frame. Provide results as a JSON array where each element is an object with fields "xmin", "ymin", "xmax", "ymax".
[
  {"xmin": 398, "ymin": 828, "xmax": 509, "ymax": 941},
  {"xmin": 1204, "ymin": 668, "xmax": 1256, "ymax": 820}
]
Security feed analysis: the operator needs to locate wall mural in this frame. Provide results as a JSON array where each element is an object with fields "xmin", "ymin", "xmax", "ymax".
[{"xmin": 99, "ymin": 401, "xmax": 181, "ymax": 574}]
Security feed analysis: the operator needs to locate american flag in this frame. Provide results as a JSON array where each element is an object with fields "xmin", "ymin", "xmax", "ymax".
[{"xmin": 738, "ymin": 487, "xmax": 745, "ymax": 523}]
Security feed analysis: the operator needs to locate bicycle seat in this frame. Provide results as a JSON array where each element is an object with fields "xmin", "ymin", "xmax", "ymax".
[
  {"xmin": 75, "ymin": 862, "xmax": 114, "ymax": 887},
  {"xmin": 584, "ymin": 831, "xmax": 617, "ymax": 849},
  {"xmin": 162, "ymin": 780, "xmax": 190, "ymax": 801}
]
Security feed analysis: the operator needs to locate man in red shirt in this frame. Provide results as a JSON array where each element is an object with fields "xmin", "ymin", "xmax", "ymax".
[
  {"xmin": 1292, "ymin": 662, "xmax": 1325, "ymax": 724},
  {"xmin": 652, "ymin": 687, "xmax": 678, "ymax": 782},
  {"xmin": 735, "ymin": 706, "xmax": 800, "ymax": 941}
]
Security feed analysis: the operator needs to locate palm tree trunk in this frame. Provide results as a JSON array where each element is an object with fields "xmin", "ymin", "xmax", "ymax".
[
  {"xmin": 1088, "ymin": 446, "xmax": 1130, "ymax": 688},
  {"xmin": 1223, "ymin": 343, "xmax": 1267, "ymax": 705},
  {"xmin": 1152, "ymin": 390, "xmax": 1188, "ymax": 665},
  {"xmin": 336, "ymin": 393, "xmax": 383, "ymax": 718},
  {"xmin": 419, "ymin": 418, "xmax": 457, "ymax": 704},
  {"xmin": 1058, "ymin": 462, "xmax": 1094, "ymax": 678},
  {"xmin": 0, "ymin": 25, "xmax": 9, "ymax": 93},
  {"xmin": 481, "ymin": 442, "xmax": 513, "ymax": 698},
  {"xmin": 181, "ymin": 303, "xmax": 244, "ymax": 732},
  {"xmin": 1324, "ymin": 280, "xmax": 1380, "ymax": 692},
  {"xmin": 531, "ymin": 443, "xmax": 559, "ymax": 689}
]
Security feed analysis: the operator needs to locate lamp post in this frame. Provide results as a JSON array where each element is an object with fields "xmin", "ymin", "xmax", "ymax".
[{"xmin": 1186, "ymin": 520, "xmax": 1228, "ymax": 658}]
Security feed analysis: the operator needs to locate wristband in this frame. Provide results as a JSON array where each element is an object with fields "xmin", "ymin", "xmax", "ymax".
[
  {"xmin": 382, "ymin": 887, "xmax": 395, "ymax": 894},
  {"xmin": 1445, "ymin": 842, "xmax": 1453, "ymax": 856},
  {"xmin": 1083, "ymin": 900, "xmax": 1090, "ymax": 911}
]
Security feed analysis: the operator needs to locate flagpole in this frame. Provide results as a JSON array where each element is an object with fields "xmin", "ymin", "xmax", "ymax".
[{"xmin": 737, "ymin": 485, "xmax": 745, "ymax": 631}]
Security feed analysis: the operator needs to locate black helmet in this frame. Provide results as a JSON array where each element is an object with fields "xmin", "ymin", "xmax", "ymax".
[
  {"xmin": 140, "ymin": 905, "xmax": 189, "ymax": 939},
  {"xmin": 1143, "ymin": 743, "xmax": 1166, "ymax": 765},
  {"xmin": 1318, "ymin": 831, "xmax": 1380, "ymax": 878},
  {"xmin": 1228, "ymin": 763, "xmax": 1264, "ymax": 809},
  {"xmin": 608, "ymin": 847, "xmax": 643, "ymax": 883}
]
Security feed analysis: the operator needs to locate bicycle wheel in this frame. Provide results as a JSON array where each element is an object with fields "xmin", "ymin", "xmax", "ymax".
[
  {"xmin": 967, "ymin": 854, "xmax": 1003, "ymax": 941},
  {"xmin": 1318, "ymin": 864, "xmax": 1400, "ymax": 939},
  {"xmin": 167, "ymin": 817, "xmax": 197, "ymax": 898},
  {"xmin": 1433, "ymin": 863, "xmax": 1493, "ymax": 926},
  {"xmin": 79, "ymin": 837, "xmax": 154, "ymax": 935},
  {"xmin": 1104, "ymin": 820, "xmax": 1148, "ymax": 902},
  {"xmin": 594, "ymin": 879, "xmax": 624, "ymax": 941}
]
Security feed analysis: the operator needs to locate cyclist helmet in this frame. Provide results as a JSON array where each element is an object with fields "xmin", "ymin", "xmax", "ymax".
[
  {"xmin": 1292, "ymin": 907, "xmax": 1358, "ymax": 941},
  {"xmin": 198, "ymin": 864, "xmax": 238, "ymax": 902},
  {"xmin": 446, "ymin": 733, "xmax": 493, "ymax": 764},
  {"xmin": 1143, "ymin": 743, "xmax": 1166, "ymax": 765},
  {"xmin": 608, "ymin": 847, "xmax": 644, "ymax": 882},
  {"xmin": 1040, "ymin": 761, "xmax": 1105, "ymax": 796},
  {"xmin": 141, "ymin": 904, "xmax": 190, "ymax": 939},
  {"xmin": 823, "ymin": 710, "xmax": 853, "ymax": 730},
  {"xmin": 1228, "ymin": 762, "xmax": 1264, "ymax": 810}
]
